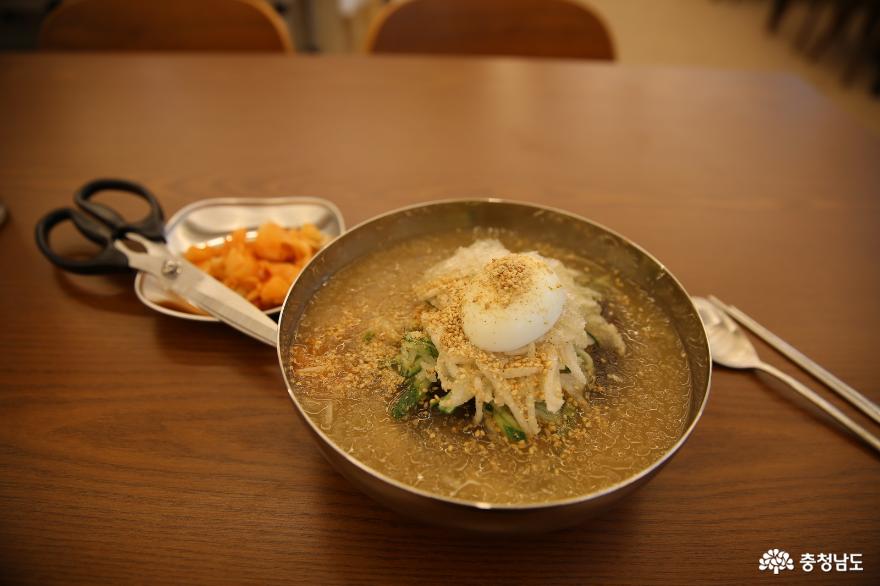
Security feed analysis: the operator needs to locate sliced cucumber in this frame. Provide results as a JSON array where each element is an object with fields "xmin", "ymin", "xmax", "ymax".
[
  {"xmin": 389, "ymin": 332, "xmax": 438, "ymax": 419},
  {"xmin": 390, "ymin": 380, "xmax": 422, "ymax": 420},
  {"xmin": 491, "ymin": 404, "xmax": 526, "ymax": 442}
]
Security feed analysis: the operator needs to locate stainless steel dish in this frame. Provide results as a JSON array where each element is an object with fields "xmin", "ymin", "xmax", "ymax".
[
  {"xmin": 134, "ymin": 196, "xmax": 345, "ymax": 321},
  {"xmin": 276, "ymin": 199, "xmax": 711, "ymax": 533}
]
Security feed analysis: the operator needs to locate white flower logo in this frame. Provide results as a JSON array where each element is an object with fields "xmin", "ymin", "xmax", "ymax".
[{"xmin": 759, "ymin": 549, "xmax": 794, "ymax": 574}]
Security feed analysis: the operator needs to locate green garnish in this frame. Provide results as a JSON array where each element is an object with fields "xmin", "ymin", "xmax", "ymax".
[
  {"xmin": 491, "ymin": 404, "xmax": 526, "ymax": 442},
  {"xmin": 389, "ymin": 332, "xmax": 438, "ymax": 419}
]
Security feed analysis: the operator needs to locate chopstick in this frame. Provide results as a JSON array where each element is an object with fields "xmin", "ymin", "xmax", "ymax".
[{"xmin": 709, "ymin": 295, "xmax": 880, "ymax": 427}]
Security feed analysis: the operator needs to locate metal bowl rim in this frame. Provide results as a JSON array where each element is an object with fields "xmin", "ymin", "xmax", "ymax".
[{"xmin": 276, "ymin": 197, "xmax": 712, "ymax": 511}]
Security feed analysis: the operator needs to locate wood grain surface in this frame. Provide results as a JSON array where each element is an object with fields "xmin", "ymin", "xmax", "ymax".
[{"xmin": 0, "ymin": 54, "xmax": 878, "ymax": 585}]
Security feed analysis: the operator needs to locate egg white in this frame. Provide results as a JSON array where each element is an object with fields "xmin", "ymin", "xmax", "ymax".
[{"xmin": 461, "ymin": 254, "xmax": 566, "ymax": 352}]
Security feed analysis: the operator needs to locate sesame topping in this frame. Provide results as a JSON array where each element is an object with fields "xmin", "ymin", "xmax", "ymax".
[{"xmin": 474, "ymin": 254, "xmax": 539, "ymax": 308}]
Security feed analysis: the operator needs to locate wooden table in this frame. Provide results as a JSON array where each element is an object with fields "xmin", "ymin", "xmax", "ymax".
[{"xmin": 1, "ymin": 54, "xmax": 878, "ymax": 585}]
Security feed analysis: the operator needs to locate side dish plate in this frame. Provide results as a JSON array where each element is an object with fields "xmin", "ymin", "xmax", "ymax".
[{"xmin": 134, "ymin": 196, "xmax": 344, "ymax": 321}]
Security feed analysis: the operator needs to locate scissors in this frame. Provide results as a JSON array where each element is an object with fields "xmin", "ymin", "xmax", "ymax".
[{"xmin": 35, "ymin": 179, "xmax": 277, "ymax": 346}]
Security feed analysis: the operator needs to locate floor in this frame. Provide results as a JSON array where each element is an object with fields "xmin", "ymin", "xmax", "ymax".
[{"xmin": 584, "ymin": 0, "xmax": 880, "ymax": 136}]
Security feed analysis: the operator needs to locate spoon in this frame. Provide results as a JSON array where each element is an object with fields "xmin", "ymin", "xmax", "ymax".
[{"xmin": 693, "ymin": 297, "xmax": 880, "ymax": 455}]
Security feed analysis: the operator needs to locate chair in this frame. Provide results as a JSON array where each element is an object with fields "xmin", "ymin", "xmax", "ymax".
[
  {"xmin": 40, "ymin": 0, "xmax": 294, "ymax": 52},
  {"xmin": 364, "ymin": 0, "xmax": 614, "ymax": 61}
]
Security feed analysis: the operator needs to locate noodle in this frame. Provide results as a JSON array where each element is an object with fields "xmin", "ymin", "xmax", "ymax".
[{"xmin": 415, "ymin": 240, "xmax": 625, "ymax": 435}]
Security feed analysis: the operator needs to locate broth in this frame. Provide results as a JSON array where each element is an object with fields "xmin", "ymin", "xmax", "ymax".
[{"xmin": 290, "ymin": 229, "xmax": 691, "ymax": 504}]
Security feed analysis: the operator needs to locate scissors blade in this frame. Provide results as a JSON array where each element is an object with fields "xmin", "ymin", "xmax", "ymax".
[
  {"xmin": 116, "ymin": 235, "xmax": 278, "ymax": 346},
  {"xmin": 176, "ymin": 271, "xmax": 279, "ymax": 346}
]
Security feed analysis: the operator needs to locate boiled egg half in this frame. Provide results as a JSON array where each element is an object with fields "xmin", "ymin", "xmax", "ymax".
[{"xmin": 461, "ymin": 253, "xmax": 566, "ymax": 352}]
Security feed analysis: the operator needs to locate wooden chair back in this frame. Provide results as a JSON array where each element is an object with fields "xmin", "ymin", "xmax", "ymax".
[
  {"xmin": 365, "ymin": 0, "xmax": 614, "ymax": 60},
  {"xmin": 40, "ymin": 0, "xmax": 294, "ymax": 52}
]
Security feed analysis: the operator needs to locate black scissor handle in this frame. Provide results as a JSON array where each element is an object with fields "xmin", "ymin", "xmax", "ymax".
[
  {"xmin": 34, "ymin": 207, "xmax": 131, "ymax": 275},
  {"xmin": 75, "ymin": 178, "xmax": 165, "ymax": 241}
]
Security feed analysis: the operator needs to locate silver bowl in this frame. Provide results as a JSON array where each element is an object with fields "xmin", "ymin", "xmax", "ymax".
[{"xmin": 276, "ymin": 200, "xmax": 711, "ymax": 533}]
